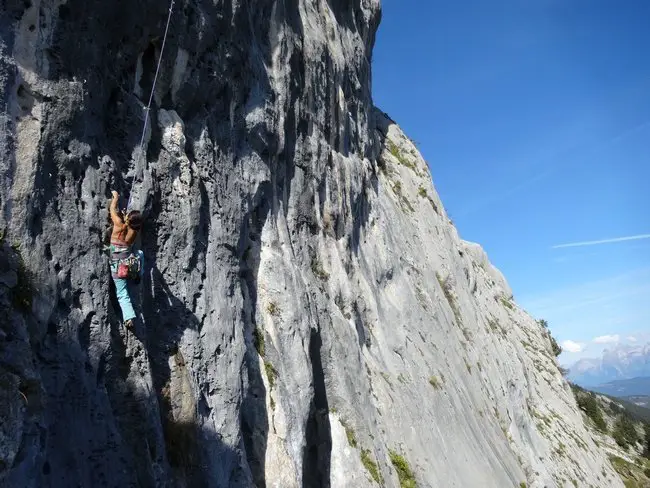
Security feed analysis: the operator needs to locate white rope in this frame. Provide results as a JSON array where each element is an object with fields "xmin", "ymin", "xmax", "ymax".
[{"xmin": 127, "ymin": 0, "xmax": 175, "ymax": 210}]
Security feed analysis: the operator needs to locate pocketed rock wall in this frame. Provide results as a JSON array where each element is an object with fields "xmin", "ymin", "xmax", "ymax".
[{"xmin": 0, "ymin": 1, "xmax": 622, "ymax": 487}]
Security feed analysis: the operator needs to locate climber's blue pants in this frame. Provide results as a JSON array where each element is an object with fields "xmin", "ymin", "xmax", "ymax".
[
  {"xmin": 111, "ymin": 250, "xmax": 144, "ymax": 322},
  {"xmin": 113, "ymin": 276, "xmax": 136, "ymax": 321}
]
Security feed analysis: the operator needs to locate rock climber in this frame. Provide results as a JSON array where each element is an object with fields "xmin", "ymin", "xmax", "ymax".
[{"xmin": 108, "ymin": 191, "xmax": 144, "ymax": 329}]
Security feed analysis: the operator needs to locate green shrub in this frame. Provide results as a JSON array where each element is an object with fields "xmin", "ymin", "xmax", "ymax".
[
  {"xmin": 576, "ymin": 394, "xmax": 607, "ymax": 432},
  {"xmin": 613, "ymin": 429, "xmax": 628, "ymax": 448},
  {"xmin": 610, "ymin": 402, "xmax": 622, "ymax": 415},
  {"xmin": 267, "ymin": 302, "xmax": 280, "ymax": 316},
  {"xmin": 389, "ymin": 450, "xmax": 417, "ymax": 488},
  {"xmin": 387, "ymin": 140, "xmax": 417, "ymax": 172},
  {"xmin": 388, "ymin": 140, "xmax": 401, "ymax": 160},
  {"xmin": 341, "ymin": 420, "xmax": 357, "ymax": 448},
  {"xmin": 361, "ymin": 449, "xmax": 382, "ymax": 484},
  {"xmin": 429, "ymin": 376, "xmax": 442, "ymax": 389},
  {"xmin": 613, "ymin": 415, "xmax": 639, "ymax": 448},
  {"xmin": 415, "ymin": 187, "xmax": 439, "ymax": 213},
  {"xmin": 538, "ymin": 320, "xmax": 562, "ymax": 356},
  {"xmin": 499, "ymin": 296, "xmax": 514, "ymax": 311},
  {"xmin": 549, "ymin": 335, "xmax": 562, "ymax": 357},
  {"xmin": 264, "ymin": 362, "xmax": 278, "ymax": 389}
]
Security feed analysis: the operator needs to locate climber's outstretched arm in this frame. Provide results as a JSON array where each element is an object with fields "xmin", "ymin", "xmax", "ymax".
[{"xmin": 109, "ymin": 191, "xmax": 123, "ymax": 226}]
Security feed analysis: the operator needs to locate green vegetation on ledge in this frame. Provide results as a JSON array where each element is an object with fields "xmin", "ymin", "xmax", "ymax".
[
  {"xmin": 613, "ymin": 415, "xmax": 639, "ymax": 449},
  {"xmin": 264, "ymin": 361, "xmax": 278, "ymax": 388},
  {"xmin": 253, "ymin": 327, "xmax": 265, "ymax": 357},
  {"xmin": 389, "ymin": 450, "xmax": 417, "ymax": 488},
  {"xmin": 341, "ymin": 419, "xmax": 358, "ymax": 448},
  {"xmin": 574, "ymin": 388, "xmax": 608, "ymax": 432},
  {"xmin": 361, "ymin": 449, "xmax": 382, "ymax": 485},
  {"xmin": 387, "ymin": 139, "xmax": 418, "ymax": 173},
  {"xmin": 429, "ymin": 375, "xmax": 442, "ymax": 390}
]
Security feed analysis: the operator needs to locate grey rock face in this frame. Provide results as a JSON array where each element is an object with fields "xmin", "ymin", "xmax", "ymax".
[{"xmin": 0, "ymin": 1, "xmax": 622, "ymax": 487}]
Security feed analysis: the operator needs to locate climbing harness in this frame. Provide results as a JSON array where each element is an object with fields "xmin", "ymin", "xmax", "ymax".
[
  {"xmin": 109, "ymin": 241, "xmax": 141, "ymax": 282},
  {"xmin": 117, "ymin": 254, "xmax": 141, "ymax": 280},
  {"xmin": 127, "ymin": 0, "xmax": 176, "ymax": 211}
]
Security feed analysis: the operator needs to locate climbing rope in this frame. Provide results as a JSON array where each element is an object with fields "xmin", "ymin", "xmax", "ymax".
[{"xmin": 127, "ymin": 0, "xmax": 175, "ymax": 211}]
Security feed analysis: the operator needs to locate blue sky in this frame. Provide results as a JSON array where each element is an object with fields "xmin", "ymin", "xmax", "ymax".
[{"xmin": 372, "ymin": 0, "xmax": 650, "ymax": 365}]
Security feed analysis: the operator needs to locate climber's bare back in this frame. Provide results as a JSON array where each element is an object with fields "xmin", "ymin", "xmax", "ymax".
[{"xmin": 109, "ymin": 191, "xmax": 138, "ymax": 245}]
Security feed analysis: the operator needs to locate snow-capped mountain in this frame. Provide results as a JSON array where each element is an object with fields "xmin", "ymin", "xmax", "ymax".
[{"xmin": 568, "ymin": 343, "xmax": 650, "ymax": 386}]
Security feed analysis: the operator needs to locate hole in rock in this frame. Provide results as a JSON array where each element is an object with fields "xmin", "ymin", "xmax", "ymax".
[{"xmin": 139, "ymin": 42, "xmax": 158, "ymax": 99}]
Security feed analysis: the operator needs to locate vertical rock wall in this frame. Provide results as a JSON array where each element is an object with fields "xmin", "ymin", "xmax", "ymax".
[{"xmin": 0, "ymin": 1, "xmax": 623, "ymax": 487}]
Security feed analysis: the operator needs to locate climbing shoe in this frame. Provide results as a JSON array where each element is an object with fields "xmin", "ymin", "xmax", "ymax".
[{"xmin": 125, "ymin": 319, "xmax": 134, "ymax": 330}]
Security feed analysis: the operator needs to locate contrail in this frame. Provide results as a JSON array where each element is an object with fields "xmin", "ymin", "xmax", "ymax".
[
  {"xmin": 608, "ymin": 120, "xmax": 650, "ymax": 146},
  {"xmin": 552, "ymin": 234, "xmax": 650, "ymax": 249}
]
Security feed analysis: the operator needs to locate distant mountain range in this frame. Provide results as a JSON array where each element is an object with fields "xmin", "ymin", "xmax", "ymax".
[
  {"xmin": 568, "ymin": 343, "xmax": 650, "ymax": 387},
  {"xmin": 590, "ymin": 377, "xmax": 650, "ymax": 397},
  {"xmin": 624, "ymin": 395, "xmax": 650, "ymax": 409}
]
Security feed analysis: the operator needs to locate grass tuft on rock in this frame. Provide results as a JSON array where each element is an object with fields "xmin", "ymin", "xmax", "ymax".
[
  {"xmin": 499, "ymin": 296, "xmax": 515, "ymax": 311},
  {"xmin": 387, "ymin": 140, "xmax": 418, "ymax": 173},
  {"xmin": 429, "ymin": 376, "xmax": 442, "ymax": 390},
  {"xmin": 264, "ymin": 361, "xmax": 278, "ymax": 389},
  {"xmin": 391, "ymin": 181, "xmax": 414, "ymax": 213},
  {"xmin": 266, "ymin": 301, "xmax": 280, "ymax": 316},
  {"xmin": 361, "ymin": 449, "xmax": 382, "ymax": 485},
  {"xmin": 341, "ymin": 419, "xmax": 357, "ymax": 448},
  {"xmin": 389, "ymin": 450, "xmax": 417, "ymax": 488}
]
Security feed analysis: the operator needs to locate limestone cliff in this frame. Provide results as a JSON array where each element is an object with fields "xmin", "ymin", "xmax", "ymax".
[{"xmin": 0, "ymin": 1, "xmax": 624, "ymax": 487}]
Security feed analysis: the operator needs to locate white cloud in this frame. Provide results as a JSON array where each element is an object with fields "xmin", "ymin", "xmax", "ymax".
[
  {"xmin": 562, "ymin": 340, "xmax": 586, "ymax": 353},
  {"xmin": 552, "ymin": 233, "xmax": 650, "ymax": 249},
  {"xmin": 592, "ymin": 334, "xmax": 620, "ymax": 344},
  {"xmin": 627, "ymin": 336, "xmax": 638, "ymax": 342}
]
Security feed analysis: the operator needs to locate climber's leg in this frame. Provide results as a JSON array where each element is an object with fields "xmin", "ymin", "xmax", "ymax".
[{"xmin": 113, "ymin": 276, "xmax": 136, "ymax": 322}]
